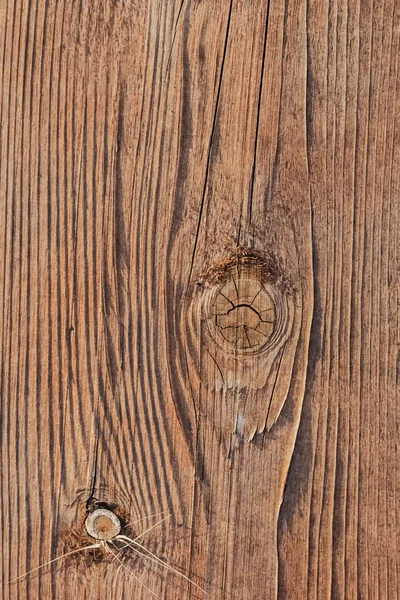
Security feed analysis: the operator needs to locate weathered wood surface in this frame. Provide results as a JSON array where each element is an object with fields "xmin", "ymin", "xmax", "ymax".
[{"xmin": 0, "ymin": 0, "xmax": 399, "ymax": 598}]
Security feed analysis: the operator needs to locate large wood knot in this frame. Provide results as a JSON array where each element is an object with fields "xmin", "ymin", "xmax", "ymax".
[
  {"xmin": 192, "ymin": 248, "xmax": 301, "ymax": 431},
  {"xmin": 208, "ymin": 275, "xmax": 276, "ymax": 354},
  {"xmin": 202, "ymin": 249, "xmax": 290, "ymax": 358}
]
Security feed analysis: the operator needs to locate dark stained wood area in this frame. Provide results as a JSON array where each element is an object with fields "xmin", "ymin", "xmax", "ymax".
[{"xmin": 0, "ymin": 0, "xmax": 399, "ymax": 599}]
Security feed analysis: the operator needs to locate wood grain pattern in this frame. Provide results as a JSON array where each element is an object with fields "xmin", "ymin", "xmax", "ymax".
[
  {"xmin": 278, "ymin": 1, "xmax": 400, "ymax": 598},
  {"xmin": 0, "ymin": 1, "xmax": 399, "ymax": 599}
]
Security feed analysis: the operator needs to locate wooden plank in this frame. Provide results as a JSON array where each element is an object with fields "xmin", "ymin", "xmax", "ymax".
[
  {"xmin": 0, "ymin": 1, "xmax": 399, "ymax": 599},
  {"xmin": 278, "ymin": 0, "xmax": 400, "ymax": 598}
]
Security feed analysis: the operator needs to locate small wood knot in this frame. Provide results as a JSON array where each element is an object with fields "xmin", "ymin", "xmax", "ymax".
[{"xmin": 85, "ymin": 508, "xmax": 121, "ymax": 540}]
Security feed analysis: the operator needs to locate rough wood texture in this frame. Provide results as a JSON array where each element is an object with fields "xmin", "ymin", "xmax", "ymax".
[{"xmin": 0, "ymin": 1, "xmax": 398, "ymax": 599}]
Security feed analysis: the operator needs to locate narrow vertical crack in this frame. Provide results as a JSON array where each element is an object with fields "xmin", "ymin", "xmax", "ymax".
[
  {"xmin": 165, "ymin": 0, "xmax": 186, "ymax": 75},
  {"xmin": 187, "ymin": 0, "xmax": 234, "ymax": 288},
  {"xmin": 248, "ymin": 0, "xmax": 271, "ymax": 224},
  {"xmin": 86, "ymin": 432, "xmax": 100, "ymax": 508}
]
